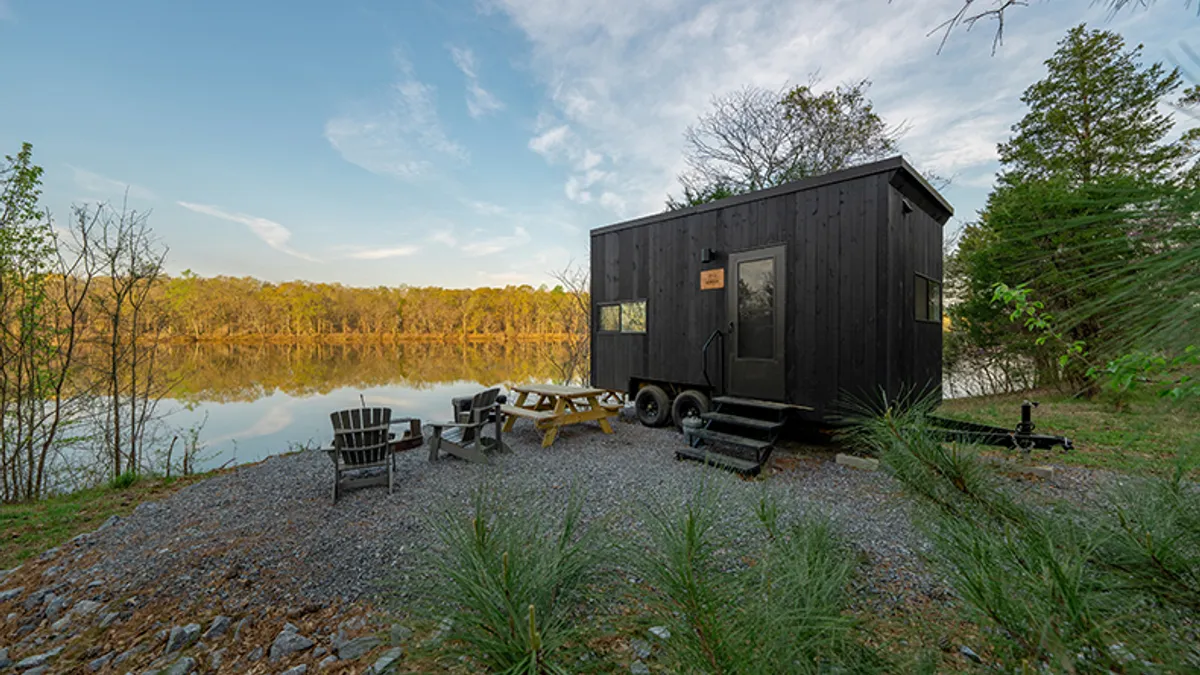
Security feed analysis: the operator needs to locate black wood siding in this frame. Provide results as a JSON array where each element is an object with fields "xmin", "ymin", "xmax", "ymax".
[{"xmin": 590, "ymin": 158, "xmax": 949, "ymax": 422}]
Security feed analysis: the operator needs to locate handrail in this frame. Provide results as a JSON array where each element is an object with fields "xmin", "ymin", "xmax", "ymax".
[{"xmin": 702, "ymin": 328, "xmax": 725, "ymax": 394}]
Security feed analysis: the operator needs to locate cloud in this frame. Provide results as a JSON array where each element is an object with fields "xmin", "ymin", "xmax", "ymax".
[
  {"xmin": 428, "ymin": 230, "xmax": 459, "ymax": 247},
  {"xmin": 461, "ymin": 226, "xmax": 530, "ymax": 257},
  {"xmin": 487, "ymin": 0, "xmax": 1158, "ymax": 221},
  {"xmin": 463, "ymin": 199, "xmax": 508, "ymax": 216},
  {"xmin": 205, "ymin": 406, "xmax": 294, "ymax": 446},
  {"xmin": 325, "ymin": 53, "xmax": 467, "ymax": 179},
  {"xmin": 68, "ymin": 165, "xmax": 156, "ymax": 201},
  {"xmin": 338, "ymin": 245, "xmax": 420, "ymax": 260},
  {"xmin": 449, "ymin": 46, "xmax": 506, "ymax": 118},
  {"xmin": 177, "ymin": 201, "xmax": 319, "ymax": 262}
]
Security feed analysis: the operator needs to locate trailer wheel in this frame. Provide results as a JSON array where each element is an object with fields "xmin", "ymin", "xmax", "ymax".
[
  {"xmin": 634, "ymin": 385, "xmax": 671, "ymax": 427},
  {"xmin": 672, "ymin": 390, "xmax": 710, "ymax": 429}
]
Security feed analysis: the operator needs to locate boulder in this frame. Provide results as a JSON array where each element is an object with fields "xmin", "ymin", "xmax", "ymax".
[
  {"xmin": 203, "ymin": 615, "xmax": 231, "ymax": 640},
  {"xmin": 318, "ymin": 654, "xmax": 338, "ymax": 670},
  {"xmin": 165, "ymin": 623, "xmax": 202, "ymax": 654},
  {"xmin": 269, "ymin": 630, "xmax": 314, "ymax": 662},
  {"xmin": 87, "ymin": 652, "xmax": 114, "ymax": 672},
  {"xmin": 367, "ymin": 647, "xmax": 403, "ymax": 674},
  {"xmin": 281, "ymin": 666, "xmax": 308, "ymax": 675},
  {"xmin": 13, "ymin": 646, "xmax": 63, "ymax": 669},
  {"xmin": 72, "ymin": 599, "xmax": 104, "ymax": 617},
  {"xmin": 164, "ymin": 655, "xmax": 197, "ymax": 675},
  {"xmin": 337, "ymin": 636, "xmax": 382, "ymax": 660},
  {"xmin": 0, "ymin": 587, "xmax": 23, "ymax": 603},
  {"xmin": 648, "ymin": 626, "xmax": 671, "ymax": 640}
]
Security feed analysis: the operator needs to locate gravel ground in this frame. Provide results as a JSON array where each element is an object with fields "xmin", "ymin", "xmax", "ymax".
[{"xmin": 25, "ymin": 414, "xmax": 1114, "ymax": 616}]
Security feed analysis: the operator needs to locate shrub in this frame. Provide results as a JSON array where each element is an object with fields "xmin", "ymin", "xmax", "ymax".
[
  {"xmin": 421, "ymin": 482, "xmax": 603, "ymax": 674},
  {"xmin": 850, "ymin": 400, "xmax": 1200, "ymax": 672},
  {"xmin": 634, "ymin": 484, "xmax": 883, "ymax": 674},
  {"xmin": 107, "ymin": 469, "xmax": 140, "ymax": 491}
]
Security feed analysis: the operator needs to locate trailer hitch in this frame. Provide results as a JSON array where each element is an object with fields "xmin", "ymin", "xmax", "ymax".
[{"xmin": 928, "ymin": 400, "xmax": 1073, "ymax": 452}]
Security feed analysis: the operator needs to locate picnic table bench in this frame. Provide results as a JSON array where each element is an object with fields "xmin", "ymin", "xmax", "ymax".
[{"xmin": 501, "ymin": 384, "xmax": 621, "ymax": 447}]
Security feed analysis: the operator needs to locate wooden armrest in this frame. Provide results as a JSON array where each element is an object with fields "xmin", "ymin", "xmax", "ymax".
[{"xmin": 429, "ymin": 420, "xmax": 484, "ymax": 430}]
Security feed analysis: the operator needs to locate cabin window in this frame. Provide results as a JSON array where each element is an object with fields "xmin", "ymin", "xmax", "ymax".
[
  {"xmin": 620, "ymin": 301, "xmax": 647, "ymax": 333},
  {"xmin": 599, "ymin": 304, "xmax": 621, "ymax": 332},
  {"xmin": 915, "ymin": 274, "xmax": 942, "ymax": 323}
]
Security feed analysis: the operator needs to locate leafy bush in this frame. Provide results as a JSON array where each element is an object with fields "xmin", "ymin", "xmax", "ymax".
[
  {"xmin": 421, "ymin": 483, "xmax": 603, "ymax": 674},
  {"xmin": 107, "ymin": 469, "xmax": 140, "ymax": 490}
]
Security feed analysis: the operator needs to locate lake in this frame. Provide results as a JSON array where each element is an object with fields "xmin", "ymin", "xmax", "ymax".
[
  {"xmin": 156, "ymin": 341, "xmax": 991, "ymax": 474},
  {"xmin": 152, "ymin": 342, "xmax": 574, "ymax": 472}
]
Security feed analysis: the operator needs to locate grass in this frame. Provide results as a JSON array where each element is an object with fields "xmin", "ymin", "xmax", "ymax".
[
  {"xmin": 0, "ymin": 472, "xmax": 213, "ymax": 569},
  {"xmin": 938, "ymin": 388, "xmax": 1200, "ymax": 476}
]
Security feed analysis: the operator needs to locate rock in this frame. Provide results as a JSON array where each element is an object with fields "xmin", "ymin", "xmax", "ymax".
[
  {"xmin": 648, "ymin": 625, "xmax": 671, "ymax": 640},
  {"xmin": 113, "ymin": 643, "xmax": 145, "ymax": 665},
  {"xmin": 318, "ymin": 655, "xmax": 338, "ymax": 670},
  {"xmin": 269, "ymin": 630, "xmax": 314, "ymax": 662},
  {"xmin": 367, "ymin": 647, "xmax": 403, "ymax": 674},
  {"xmin": 208, "ymin": 648, "xmax": 226, "ymax": 670},
  {"xmin": 203, "ymin": 615, "xmax": 231, "ymax": 640},
  {"xmin": 72, "ymin": 599, "xmax": 103, "ymax": 617},
  {"xmin": 51, "ymin": 616, "xmax": 71, "ymax": 632},
  {"xmin": 87, "ymin": 652, "xmax": 114, "ymax": 671},
  {"xmin": 630, "ymin": 660, "xmax": 651, "ymax": 674},
  {"xmin": 38, "ymin": 547, "xmax": 60, "ymax": 562},
  {"xmin": 99, "ymin": 612, "xmax": 120, "ymax": 629},
  {"xmin": 630, "ymin": 638, "xmax": 652, "ymax": 659},
  {"xmin": 5, "ymin": 612, "xmax": 16, "ymax": 622},
  {"xmin": 247, "ymin": 646, "xmax": 263, "ymax": 662},
  {"xmin": 960, "ymin": 645, "xmax": 983, "ymax": 664},
  {"xmin": 44, "ymin": 595, "xmax": 68, "ymax": 621},
  {"xmin": 165, "ymin": 623, "xmax": 202, "ymax": 654},
  {"xmin": 14, "ymin": 646, "xmax": 62, "ymax": 669},
  {"xmin": 389, "ymin": 624, "xmax": 413, "ymax": 645},
  {"xmin": 312, "ymin": 646, "xmax": 326, "ymax": 658},
  {"xmin": 282, "ymin": 622, "xmax": 299, "ymax": 633},
  {"xmin": 281, "ymin": 666, "xmax": 308, "ymax": 675},
  {"xmin": 23, "ymin": 667, "xmax": 48, "ymax": 675},
  {"xmin": 0, "ymin": 587, "xmax": 23, "ymax": 602},
  {"xmin": 0, "ymin": 566, "xmax": 19, "ymax": 583},
  {"xmin": 14, "ymin": 622, "xmax": 35, "ymax": 638},
  {"xmin": 233, "ymin": 616, "xmax": 253, "ymax": 642},
  {"xmin": 337, "ymin": 635, "xmax": 382, "ymax": 660},
  {"xmin": 0, "ymin": 647, "xmax": 9, "ymax": 669},
  {"xmin": 164, "ymin": 655, "xmax": 197, "ymax": 675},
  {"xmin": 22, "ymin": 588, "xmax": 50, "ymax": 611}
]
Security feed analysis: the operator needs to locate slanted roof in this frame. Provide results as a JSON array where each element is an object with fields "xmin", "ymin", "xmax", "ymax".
[{"xmin": 590, "ymin": 155, "xmax": 953, "ymax": 236}]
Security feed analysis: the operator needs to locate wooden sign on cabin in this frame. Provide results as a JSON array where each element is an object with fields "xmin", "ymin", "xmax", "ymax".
[{"xmin": 700, "ymin": 268, "xmax": 724, "ymax": 290}]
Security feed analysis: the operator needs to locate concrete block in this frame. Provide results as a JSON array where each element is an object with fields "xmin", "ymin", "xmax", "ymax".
[{"xmin": 835, "ymin": 453, "xmax": 879, "ymax": 471}]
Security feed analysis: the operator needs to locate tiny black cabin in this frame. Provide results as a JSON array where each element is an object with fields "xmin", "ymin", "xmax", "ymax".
[{"xmin": 590, "ymin": 156, "xmax": 952, "ymax": 430}]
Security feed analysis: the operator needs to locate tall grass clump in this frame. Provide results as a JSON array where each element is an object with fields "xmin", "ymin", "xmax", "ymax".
[
  {"xmin": 420, "ymin": 482, "xmax": 604, "ymax": 674},
  {"xmin": 847, "ymin": 396, "xmax": 1200, "ymax": 672},
  {"xmin": 634, "ymin": 483, "xmax": 883, "ymax": 674}
]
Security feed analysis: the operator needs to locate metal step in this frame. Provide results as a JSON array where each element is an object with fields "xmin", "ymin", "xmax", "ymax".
[
  {"xmin": 711, "ymin": 396, "xmax": 812, "ymax": 412},
  {"xmin": 675, "ymin": 446, "xmax": 764, "ymax": 475},
  {"xmin": 686, "ymin": 428, "xmax": 772, "ymax": 451},
  {"xmin": 700, "ymin": 412, "xmax": 784, "ymax": 432}
]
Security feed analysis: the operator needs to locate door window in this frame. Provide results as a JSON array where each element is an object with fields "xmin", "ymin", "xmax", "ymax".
[{"xmin": 736, "ymin": 257, "xmax": 775, "ymax": 359}]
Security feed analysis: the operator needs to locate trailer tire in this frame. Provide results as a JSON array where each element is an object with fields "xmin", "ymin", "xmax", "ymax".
[
  {"xmin": 635, "ymin": 385, "xmax": 671, "ymax": 427},
  {"xmin": 672, "ymin": 390, "xmax": 710, "ymax": 429}
]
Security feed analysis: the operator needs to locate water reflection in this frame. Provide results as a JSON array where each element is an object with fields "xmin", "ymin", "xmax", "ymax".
[{"xmin": 154, "ymin": 342, "xmax": 571, "ymax": 470}]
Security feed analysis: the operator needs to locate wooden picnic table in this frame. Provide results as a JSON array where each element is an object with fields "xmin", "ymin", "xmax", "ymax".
[{"xmin": 500, "ymin": 384, "xmax": 621, "ymax": 448}]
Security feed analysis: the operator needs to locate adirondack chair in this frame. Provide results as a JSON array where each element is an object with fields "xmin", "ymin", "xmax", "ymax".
[
  {"xmin": 428, "ymin": 388, "xmax": 509, "ymax": 463},
  {"xmin": 327, "ymin": 407, "xmax": 395, "ymax": 503}
]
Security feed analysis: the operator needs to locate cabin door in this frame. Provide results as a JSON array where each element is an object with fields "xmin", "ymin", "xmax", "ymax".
[{"xmin": 726, "ymin": 245, "xmax": 786, "ymax": 401}]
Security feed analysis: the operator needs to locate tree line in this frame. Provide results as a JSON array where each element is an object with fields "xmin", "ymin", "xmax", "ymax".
[{"xmin": 142, "ymin": 273, "xmax": 586, "ymax": 341}]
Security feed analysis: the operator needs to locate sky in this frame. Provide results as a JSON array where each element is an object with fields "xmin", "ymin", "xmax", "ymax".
[{"xmin": 0, "ymin": 0, "xmax": 1195, "ymax": 289}]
